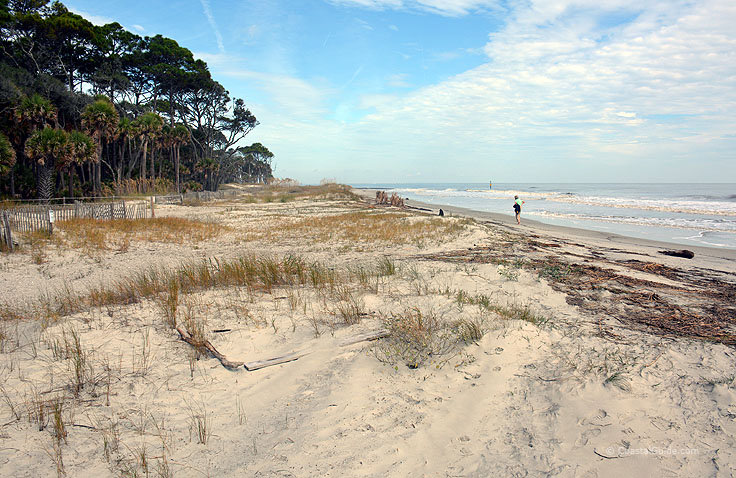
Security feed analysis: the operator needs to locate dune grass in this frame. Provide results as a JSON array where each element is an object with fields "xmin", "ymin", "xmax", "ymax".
[
  {"xmin": 54, "ymin": 217, "xmax": 228, "ymax": 251},
  {"xmin": 257, "ymin": 210, "xmax": 470, "ymax": 245},
  {"xmin": 221, "ymin": 183, "xmax": 361, "ymax": 205}
]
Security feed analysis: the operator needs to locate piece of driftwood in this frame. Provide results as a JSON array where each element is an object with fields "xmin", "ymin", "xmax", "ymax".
[
  {"xmin": 175, "ymin": 326, "xmax": 244, "ymax": 370},
  {"xmin": 406, "ymin": 205, "xmax": 432, "ymax": 212},
  {"xmin": 176, "ymin": 325, "xmax": 390, "ymax": 371},
  {"xmin": 658, "ymin": 249, "xmax": 695, "ymax": 259},
  {"xmin": 244, "ymin": 350, "xmax": 311, "ymax": 371},
  {"xmin": 338, "ymin": 329, "xmax": 390, "ymax": 347}
]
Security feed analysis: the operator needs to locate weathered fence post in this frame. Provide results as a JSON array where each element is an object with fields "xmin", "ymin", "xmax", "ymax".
[
  {"xmin": 150, "ymin": 196, "xmax": 155, "ymax": 218},
  {"xmin": 2, "ymin": 211, "xmax": 12, "ymax": 251},
  {"xmin": 122, "ymin": 199, "xmax": 127, "ymax": 219},
  {"xmin": 109, "ymin": 202, "xmax": 114, "ymax": 219},
  {"xmin": 48, "ymin": 208, "xmax": 54, "ymax": 235}
]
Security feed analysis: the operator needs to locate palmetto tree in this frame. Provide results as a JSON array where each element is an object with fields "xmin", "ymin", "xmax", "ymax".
[
  {"xmin": 81, "ymin": 98, "xmax": 119, "ymax": 195},
  {"xmin": 24, "ymin": 127, "xmax": 68, "ymax": 201},
  {"xmin": 0, "ymin": 132, "xmax": 16, "ymax": 177},
  {"xmin": 14, "ymin": 94, "xmax": 58, "ymax": 131},
  {"xmin": 11, "ymin": 94, "xmax": 58, "ymax": 197},
  {"xmin": 132, "ymin": 112, "xmax": 163, "ymax": 181},
  {"xmin": 65, "ymin": 131, "xmax": 95, "ymax": 198}
]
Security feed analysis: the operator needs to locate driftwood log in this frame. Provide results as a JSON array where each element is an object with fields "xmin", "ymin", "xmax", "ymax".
[
  {"xmin": 176, "ymin": 327, "xmax": 390, "ymax": 371},
  {"xmin": 244, "ymin": 350, "xmax": 311, "ymax": 371},
  {"xmin": 338, "ymin": 329, "xmax": 390, "ymax": 347},
  {"xmin": 375, "ymin": 191, "xmax": 405, "ymax": 208},
  {"xmin": 175, "ymin": 326, "xmax": 244, "ymax": 369},
  {"xmin": 658, "ymin": 249, "xmax": 695, "ymax": 259}
]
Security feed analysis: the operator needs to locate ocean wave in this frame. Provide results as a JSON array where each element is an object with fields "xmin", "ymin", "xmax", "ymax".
[
  {"xmin": 389, "ymin": 187, "xmax": 736, "ymax": 216},
  {"xmin": 553, "ymin": 195, "xmax": 736, "ymax": 216},
  {"xmin": 532, "ymin": 211, "xmax": 736, "ymax": 232}
]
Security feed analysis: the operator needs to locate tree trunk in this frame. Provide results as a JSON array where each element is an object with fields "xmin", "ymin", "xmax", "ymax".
[
  {"xmin": 96, "ymin": 162, "xmax": 101, "ymax": 196},
  {"xmin": 117, "ymin": 143, "xmax": 124, "ymax": 184},
  {"xmin": 140, "ymin": 140, "xmax": 148, "ymax": 180},
  {"xmin": 150, "ymin": 143, "xmax": 156, "ymax": 179},
  {"xmin": 175, "ymin": 145, "xmax": 180, "ymax": 194},
  {"xmin": 68, "ymin": 168, "xmax": 74, "ymax": 199},
  {"xmin": 95, "ymin": 141, "xmax": 103, "ymax": 195},
  {"xmin": 38, "ymin": 164, "xmax": 53, "ymax": 202}
]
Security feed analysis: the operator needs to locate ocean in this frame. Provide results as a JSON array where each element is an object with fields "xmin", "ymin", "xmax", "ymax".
[{"xmin": 352, "ymin": 183, "xmax": 736, "ymax": 250}]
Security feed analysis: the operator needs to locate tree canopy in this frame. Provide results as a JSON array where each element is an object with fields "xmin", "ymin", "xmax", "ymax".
[{"xmin": 0, "ymin": 0, "xmax": 273, "ymax": 199}]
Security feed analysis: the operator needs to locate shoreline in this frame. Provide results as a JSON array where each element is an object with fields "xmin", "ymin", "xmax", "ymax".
[{"xmin": 353, "ymin": 187, "xmax": 736, "ymax": 269}]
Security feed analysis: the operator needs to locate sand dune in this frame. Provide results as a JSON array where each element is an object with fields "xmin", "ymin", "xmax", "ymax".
[{"xmin": 1, "ymin": 186, "xmax": 734, "ymax": 477}]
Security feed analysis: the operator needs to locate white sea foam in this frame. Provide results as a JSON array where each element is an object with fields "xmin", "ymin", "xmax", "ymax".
[
  {"xmin": 390, "ymin": 187, "xmax": 736, "ymax": 216},
  {"xmin": 531, "ymin": 211, "xmax": 736, "ymax": 233}
]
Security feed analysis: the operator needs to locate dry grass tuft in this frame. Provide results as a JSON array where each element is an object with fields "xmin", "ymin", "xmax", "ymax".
[
  {"xmin": 55, "ymin": 217, "xmax": 228, "ymax": 251},
  {"xmin": 232, "ymin": 183, "xmax": 360, "ymax": 204},
  {"xmin": 260, "ymin": 210, "xmax": 469, "ymax": 245},
  {"xmin": 376, "ymin": 308, "xmax": 461, "ymax": 369}
]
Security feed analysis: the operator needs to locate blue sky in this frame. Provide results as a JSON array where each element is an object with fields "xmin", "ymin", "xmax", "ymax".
[{"xmin": 68, "ymin": 0, "xmax": 736, "ymax": 184}]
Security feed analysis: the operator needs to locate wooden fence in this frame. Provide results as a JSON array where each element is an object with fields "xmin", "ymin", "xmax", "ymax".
[
  {"xmin": 154, "ymin": 194, "xmax": 184, "ymax": 205},
  {"xmin": 2, "ymin": 201, "xmax": 149, "ymax": 234},
  {"xmin": 183, "ymin": 190, "xmax": 239, "ymax": 202}
]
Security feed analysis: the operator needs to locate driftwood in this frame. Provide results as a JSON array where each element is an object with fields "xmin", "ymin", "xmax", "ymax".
[
  {"xmin": 375, "ymin": 191, "xmax": 405, "ymax": 207},
  {"xmin": 406, "ymin": 205, "xmax": 432, "ymax": 212},
  {"xmin": 176, "ymin": 327, "xmax": 391, "ymax": 371},
  {"xmin": 175, "ymin": 326, "xmax": 244, "ymax": 370},
  {"xmin": 658, "ymin": 249, "xmax": 695, "ymax": 259},
  {"xmin": 339, "ymin": 329, "xmax": 390, "ymax": 347},
  {"xmin": 244, "ymin": 350, "xmax": 311, "ymax": 371}
]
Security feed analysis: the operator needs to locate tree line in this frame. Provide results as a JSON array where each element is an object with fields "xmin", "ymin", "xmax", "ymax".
[{"xmin": 0, "ymin": 0, "xmax": 275, "ymax": 200}]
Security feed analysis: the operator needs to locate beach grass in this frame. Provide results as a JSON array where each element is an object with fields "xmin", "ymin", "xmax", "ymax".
[
  {"xmin": 255, "ymin": 210, "xmax": 470, "ymax": 245},
  {"xmin": 54, "ymin": 217, "xmax": 228, "ymax": 251}
]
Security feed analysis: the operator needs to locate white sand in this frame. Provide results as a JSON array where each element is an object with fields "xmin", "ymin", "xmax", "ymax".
[{"xmin": 0, "ymin": 190, "xmax": 734, "ymax": 477}]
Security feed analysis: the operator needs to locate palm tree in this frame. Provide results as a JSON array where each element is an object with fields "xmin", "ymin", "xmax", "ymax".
[
  {"xmin": 14, "ymin": 94, "xmax": 58, "ymax": 131},
  {"xmin": 12, "ymin": 94, "xmax": 58, "ymax": 197},
  {"xmin": 81, "ymin": 98, "xmax": 119, "ymax": 195},
  {"xmin": 65, "ymin": 131, "xmax": 96, "ymax": 198},
  {"xmin": 132, "ymin": 112, "xmax": 163, "ymax": 181},
  {"xmin": 25, "ymin": 128, "xmax": 68, "ymax": 201},
  {"xmin": 0, "ymin": 132, "xmax": 16, "ymax": 178}
]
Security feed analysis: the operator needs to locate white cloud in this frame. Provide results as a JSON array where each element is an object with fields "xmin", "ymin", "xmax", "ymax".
[
  {"xmin": 200, "ymin": 0, "xmax": 225, "ymax": 53},
  {"xmin": 326, "ymin": 0, "xmax": 502, "ymax": 16},
  {"xmin": 234, "ymin": 0, "xmax": 736, "ymax": 182},
  {"xmin": 218, "ymin": 69, "xmax": 333, "ymax": 121},
  {"xmin": 386, "ymin": 73, "xmax": 411, "ymax": 87},
  {"xmin": 68, "ymin": 7, "xmax": 143, "ymax": 36},
  {"xmin": 67, "ymin": 7, "xmax": 114, "ymax": 26}
]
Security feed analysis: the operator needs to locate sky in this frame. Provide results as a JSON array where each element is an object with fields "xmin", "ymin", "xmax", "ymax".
[{"xmin": 66, "ymin": 0, "xmax": 736, "ymax": 184}]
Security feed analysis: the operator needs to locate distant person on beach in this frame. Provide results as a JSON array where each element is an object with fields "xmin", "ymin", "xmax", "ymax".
[{"xmin": 513, "ymin": 195, "xmax": 525, "ymax": 224}]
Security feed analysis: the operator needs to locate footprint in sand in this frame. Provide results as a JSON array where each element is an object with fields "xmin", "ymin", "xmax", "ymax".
[
  {"xmin": 579, "ymin": 409, "xmax": 611, "ymax": 427},
  {"xmin": 575, "ymin": 427, "xmax": 602, "ymax": 446}
]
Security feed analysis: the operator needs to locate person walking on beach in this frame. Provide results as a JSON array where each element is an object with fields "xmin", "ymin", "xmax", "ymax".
[{"xmin": 513, "ymin": 195, "xmax": 525, "ymax": 224}]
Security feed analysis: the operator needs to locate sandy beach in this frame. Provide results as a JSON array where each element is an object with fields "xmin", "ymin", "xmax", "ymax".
[{"xmin": 1, "ymin": 184, "xmax": 735, "ymax": 477}]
